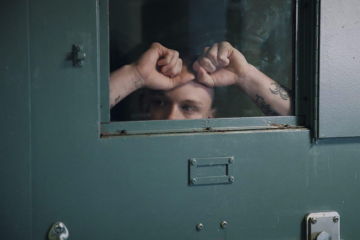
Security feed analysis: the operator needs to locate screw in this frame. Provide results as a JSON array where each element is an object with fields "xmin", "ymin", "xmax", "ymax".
[
  {"xmin": 310, "ymin": 217, "xmax": 317, "ymax": 224},
  {"xmin": 229, "ymin": 157, "xmax": 234, "ymax": 163},
  {"xmin": 220, "ymin": 221, "xmax": 227, "ymax": 228},
  {"xmin": 196, "ymin": 223, "xmax": 203, "ymax": 230},
  {"xmin": 75, "ymin": 61, "xmax": 83, "ymax": 67},
  {"xmin": 190, "ymin": 159, "xmax": 196, "ymax": 165},
  {"xmin": 229, "ymin": 176, "xmax": 234, "ymax": 182},
  {"xmin": 333, "ymin": 216, "xmax": 339, "ymax": 223},
  {"xmin": 54, "ymin": 223, "xmax": 65, "ymax": 233},
  {"xmin": 191, "ymin": 178, "xmax": 197, "ymax": 184},
  {"xmin": 75, "ymin": 45, "xmax": 81, "ymax": 51}
]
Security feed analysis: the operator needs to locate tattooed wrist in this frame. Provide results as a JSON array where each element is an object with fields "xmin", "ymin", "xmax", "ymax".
[{"xmin": 129, "ymin": 63, "xmax": 146, "ymax": 89}]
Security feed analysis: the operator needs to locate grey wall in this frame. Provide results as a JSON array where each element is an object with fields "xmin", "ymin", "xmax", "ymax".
[{"xmin": 319, "ymin": 0, "xmax": 360, "ymax": 138}]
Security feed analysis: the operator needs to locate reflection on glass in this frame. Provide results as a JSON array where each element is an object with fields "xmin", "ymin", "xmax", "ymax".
[{"xmin": 109, "ymin": 0, "xmax": 294, "ymax": 121}]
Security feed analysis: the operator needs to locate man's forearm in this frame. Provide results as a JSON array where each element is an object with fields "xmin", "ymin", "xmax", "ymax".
[
  {"xmin": 236, "ymin": 65, "xmax": 292, "ymax": 116},
  {"xmin": 109, "ymin": 64, "xmax": 143, "ymax": 109}
]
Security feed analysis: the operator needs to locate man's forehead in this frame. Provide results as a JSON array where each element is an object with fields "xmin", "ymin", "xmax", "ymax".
[{"xmin": 148, "ymin": 80, "xmax": 215, "ymax": 105}]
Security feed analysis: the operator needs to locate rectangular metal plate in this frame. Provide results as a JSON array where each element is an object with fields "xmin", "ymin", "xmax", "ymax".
[
  {"xmin": 189, "ymin": 157, "xmax": 234, "ymax": 185},
  {"xmin": 306, "ymin": 211, "xmax": 340, "ymax": 240}
]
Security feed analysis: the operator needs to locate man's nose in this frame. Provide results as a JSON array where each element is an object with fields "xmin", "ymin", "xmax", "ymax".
[{"xmin": 166, "ymin": 106, "xmax": 184, "ymax": 120}]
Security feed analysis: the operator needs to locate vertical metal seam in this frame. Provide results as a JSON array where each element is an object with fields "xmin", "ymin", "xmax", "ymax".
[
  {"xmin": 313, "ymin": 0, "xmax": 320, "ymax": 139},
  {"xmin": 96, "ymin": 0, "xmax": 101, "ymax": 136},
  {"xmin": 25, "ymin": 0, "xmax": 32, "ymax": 238}
]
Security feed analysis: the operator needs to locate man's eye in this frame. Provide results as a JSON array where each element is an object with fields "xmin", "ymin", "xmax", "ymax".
[
  {"xmin": 152, "ymin": 99, "xmax": 165, "ymax": 107},
  {"xmin": 181, "ymin": 105, "xmax": 197, "ymax": 112}
]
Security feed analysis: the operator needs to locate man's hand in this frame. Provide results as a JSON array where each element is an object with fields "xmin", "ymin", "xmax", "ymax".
[
  {"xmin": 131, "ymin": 42, "xmax": 194, "ymax": 91},
  {"xmin": 192, "ymin": 41, "xmax": 251, "ymax": 88},
  {"xmin": 192, "ymin": 41, "xmax": 292, "ymax": 116},
  {"xmin": 110, "ymin": 43, "xmax": 195, "ymax": 109}
]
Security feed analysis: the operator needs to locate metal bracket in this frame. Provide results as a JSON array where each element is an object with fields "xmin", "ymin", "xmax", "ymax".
[
  {"xmin": 73, "ymin": 44, "xmax": 86, "ymax": 67},
  {"xmin": 48, "ymin": 222, "xmax": 69, "ymax": 240},
  {"xmin": 189, "ymin": 157, "xmax": 234, "ymax": 185},
  {"xmin": 306, "ymin": 212, "xmax": 340, "ymax": 240}
]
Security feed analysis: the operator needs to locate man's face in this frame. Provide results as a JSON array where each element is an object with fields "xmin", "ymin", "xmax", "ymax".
[{"xmin": 148, "ymin": 80, "xmax": 215, "ymax": 120}]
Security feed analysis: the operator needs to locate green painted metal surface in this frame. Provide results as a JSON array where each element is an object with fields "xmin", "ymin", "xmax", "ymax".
[
  {"xmin": 2, "ymin": 0, "xmax": 360, "ymax": 239},
  {"xmin": 0, "ymin": 0, "xmax": 31, "ymax": 239},
  {"xmin": 32, "ymin": 129, "xmax": 360, "ymax": 240}
]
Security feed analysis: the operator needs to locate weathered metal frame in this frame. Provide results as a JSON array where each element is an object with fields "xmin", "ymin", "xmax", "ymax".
[
  {"xmin": 99, "ymin": 0, "xmax": 110, "ymax": 123},
  {"xmin": 101, "ymin": 116, "xmax": 305, "ymax": 136},
  {"xmin": 296, "ymin": 0, "xmax": 320, "ymax": 139},
  {"xmin": 98, "ymin": 0, "xmax": 317, "ymax": 137}
]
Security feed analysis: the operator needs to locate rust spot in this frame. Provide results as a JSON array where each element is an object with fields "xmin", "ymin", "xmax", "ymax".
[
  {"xmin": 114, "ymin": 130, "xmax": 128, "ymax": 135},
  {"xmin": 204, "ymin": 127, "xmax": 212, "ymax": 131},
  {"xmin": 270, "ymin": 124, "xmax": 292, "ymax": 129}
]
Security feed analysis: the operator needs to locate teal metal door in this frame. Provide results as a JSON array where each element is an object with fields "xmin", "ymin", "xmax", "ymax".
[{"xmin": 2, "ymin": 0, "xmax": 360, "ymax": 239}]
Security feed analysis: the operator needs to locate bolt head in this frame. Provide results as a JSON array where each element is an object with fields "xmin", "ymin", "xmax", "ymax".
[
  {"xmin": 333, "ymin": 216, "xmax": 339, "ymax": 223},
  {"xmin": 310, "ymin": 217, "xmax": 317, "ymax": 224},
  {"xmin": 54, "ymin": 223, "xmax": 65, "ymax": 233},
  {"xmin": 229, "ymin": 157, "xmax": 234, "ymax": 163},
  {"xmin": 220, "ymin": 221, "xmax": 227, "ymax": 228},
  {"xmin": 191, "ymin": 178, "xmax": 197, "ymax": 184},
  {"xmin": 196, "ymin": 223, "xmax": 203, "ymax": 230},
  {"xmin": 75, "ymin": 45, "xmax": 81, "ymax": 51},
  {"xmin": 229, "ymin": 176, "xmax": 234, "ymax": 182},
  {"xmin": 190, "ymin": 159, "xmax": 196, "ymax": 165}
]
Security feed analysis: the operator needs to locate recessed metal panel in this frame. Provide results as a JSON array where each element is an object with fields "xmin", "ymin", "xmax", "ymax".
[{"xmin": 189, "ymin": 157, "xmax": 234, "ymax": 185}]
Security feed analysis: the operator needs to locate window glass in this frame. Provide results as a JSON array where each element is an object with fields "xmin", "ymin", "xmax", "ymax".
[{"xmin": 109, "ymin": 0, "xmax": 294, "ymax": 121}]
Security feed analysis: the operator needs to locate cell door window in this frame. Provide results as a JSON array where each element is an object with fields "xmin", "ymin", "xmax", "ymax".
[{"xmin": 107, "ymin": 0, "xmax": 295, "ymax": 122}]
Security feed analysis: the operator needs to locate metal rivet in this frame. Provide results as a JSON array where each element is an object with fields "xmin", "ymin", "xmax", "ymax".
[
  {"xmin": 75, "ymin": 61, "xmax": 82, "ymax": 67},
  {"xmin": 190, "ymin": 159, "xmax": 196, "ymax": 165},
  {"xmin": 333, "ymin": 216, "xmax": 339, "ymax": 223},
  {"xmin": 229, "ymin": 157, "xmax": 234, "ymax": 163},
  {"xmin": 191, "ymin": 178, "xmax": 197, "ymax": 184},
  {"xmin": 54, "ymin": 223, "xmax": 65, "ymax": 233},
  {"xmin": 196, "ymin": 223, "xmax": 203, "ymax": 230},
  {"xmin": 229, "ymin": 176, "xmax": 234, "ymax": 182},
  {"xmin": 220, "ymin": 221, "xmax": 227, "ymax": 228},
  {"xmin": 310, "ymin": 217, "xmax": 317, "ymax": 224}
]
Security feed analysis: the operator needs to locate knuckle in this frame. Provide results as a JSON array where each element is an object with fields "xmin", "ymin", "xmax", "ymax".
[
  {"xmin": 151, "ymin": 42, "xmax": 160, "ymax": 48},
  {"xmin": 168, "ymin": 69, "xmax": 176, "ymax": 76},
  {"xmin": 199, "ymin": 57, "xmax": 210, "ymax": 66},
  {"xmin": 218, "ymin": 55, "xmax": 227, "ymax": 61},
  {"xmin": 207, "ymin": 52, "xmax": 216, "ymax": 60}
]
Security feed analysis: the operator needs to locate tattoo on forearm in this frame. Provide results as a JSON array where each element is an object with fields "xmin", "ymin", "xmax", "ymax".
[
  {"xmin": 255, "ymin": 94, "xmax": 280, "ymax": 116},
  {"xmin": 134, "ymin": 79, "xmax": 142, "ymax": 89},
  {"xmin": 269, "ymin": 83, "xmax": 291, "ymax": 100},
  {"xmin": 115, "ymin": 95, "xmax": 122, "ymax": 104}
]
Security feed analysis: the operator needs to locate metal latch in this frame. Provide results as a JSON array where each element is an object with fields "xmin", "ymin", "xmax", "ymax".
[
  {"xmin": 306, "ymin": 212, "xmax": 340, "ymax": 240},
  {"xmin": 73, "ymin": 44, "xmax": 86, "ymax": 67}
]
